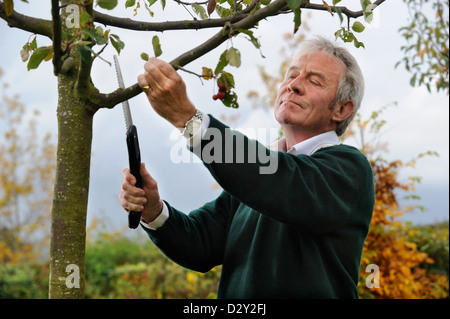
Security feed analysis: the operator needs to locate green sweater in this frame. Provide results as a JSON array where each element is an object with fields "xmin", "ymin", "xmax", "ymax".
[{"xmin": 143, "ymin": 116, "xmax": 375, "ymax": 299}]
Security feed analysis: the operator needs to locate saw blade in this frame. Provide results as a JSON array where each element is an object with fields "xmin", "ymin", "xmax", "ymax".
[{"xmin": 113, "ymin": 55, "xmax": 133, "ymax": 129}]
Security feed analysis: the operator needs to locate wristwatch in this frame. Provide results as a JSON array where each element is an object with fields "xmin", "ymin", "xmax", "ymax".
[{"xmin": 181, "ymin": 109, "xmax": 203, "ymax": 139}]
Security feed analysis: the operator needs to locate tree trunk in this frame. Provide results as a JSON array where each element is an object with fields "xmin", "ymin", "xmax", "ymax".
[{"xmin": 48, "ymin": 69, "xmax": 93, "ymax": 298}]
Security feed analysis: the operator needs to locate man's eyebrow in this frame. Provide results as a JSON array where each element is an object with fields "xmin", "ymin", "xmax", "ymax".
[
  {"xmin": 286, "ymin": 66, "xmax": 327, "ymax": 82},
  {"xmin": 307, "ymin": 70, "xmax": 327, "ymax": 82}
]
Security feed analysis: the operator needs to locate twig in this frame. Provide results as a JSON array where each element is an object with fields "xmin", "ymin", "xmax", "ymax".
[{"xmin": 178, "ymin": 67, "xmax": 205, "ymax": 84}]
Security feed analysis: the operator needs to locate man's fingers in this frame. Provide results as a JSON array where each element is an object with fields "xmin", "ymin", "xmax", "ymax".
[
  {"xmin": 143, "ymin": 58, "xmax": 179, "ymax": 89},
  {"xmin": 119, "ymin": 192, "xmax": 146, "ymax": 212},
  {"xmin": 122, "ymin": 193, "xmax": 146, "ymax": 210},
  {"xmin": 121, "ymin": 178, "xmax": 145, "ymax": 197},
  {"xmin": 121, "ymin": 168, "xmax": 145, "ymax": 196},
  {"xmin": 137, "ymin": 74, "xmax": 150, "ymax": 93},
  {"xmin": 148, "ymin": 58, "xmax": 179, "ymax": 80},
  {"xmin": 119, "ymin": 171, "xmax": 147, "ymax": 212},
  {"xmin": 121, "ymin": 167, "xmax": 136, "ymax": 185}
]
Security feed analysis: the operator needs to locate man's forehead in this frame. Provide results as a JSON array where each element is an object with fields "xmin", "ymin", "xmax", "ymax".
[{"xmin": 288, "ymin": 51, "xmax": 345, "ymax": 78}]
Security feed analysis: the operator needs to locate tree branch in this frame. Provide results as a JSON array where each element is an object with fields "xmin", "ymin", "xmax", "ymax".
[
  {"xmin": 90, "ymin": 0, "xmax": 288, "ymax": 109},
  {"xmin": 92, "ymin": 0, "xmax": 259, "ymax": 32},
  {"xmin": 0, "ymin": 3, "xmax": 53, "ymax": 38},
  {"xmin": 51, "ymin": 0, "xmax": 62, "ymax": 75},
  {"xmin": 302, "ymin": 0, "xmax": 386, "ymax": 19},
  {"xmin": 93, "ymin": 10, "xmax": 248, "ymax": 31}
]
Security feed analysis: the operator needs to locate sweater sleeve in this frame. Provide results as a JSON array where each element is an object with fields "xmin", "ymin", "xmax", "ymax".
[
  {"xmin": 192, "ymin": 115, "xmax": 375, "ymax": 234},
  {"xmin": 142, "ymin": 190, "xmax": 240, "ymax": 273}
]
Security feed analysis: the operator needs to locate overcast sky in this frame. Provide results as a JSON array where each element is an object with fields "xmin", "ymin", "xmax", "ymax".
[{"xmin": 1, "ymin": 0, "xmax": 448, "ymax": 231}]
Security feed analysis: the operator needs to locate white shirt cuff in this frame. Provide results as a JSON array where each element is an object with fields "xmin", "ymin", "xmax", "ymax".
[{"xmin": 140, "ymin": 201, "xmax": 169, "ymax": 230}]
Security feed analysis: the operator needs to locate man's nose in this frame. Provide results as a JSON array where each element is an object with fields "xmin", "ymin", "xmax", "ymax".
[{"xmin": 287, "ymin": 75, "xmax": 305, "ymax": 95}]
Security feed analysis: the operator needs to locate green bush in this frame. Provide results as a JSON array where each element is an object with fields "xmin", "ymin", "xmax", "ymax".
[
  {"xmin": 107, "ymin": 261, "xmax": 220, "ymax": 299},
  {"xmin": 85, "ymin": 232, "xmax": 221, "ymax": 298},
  {"xmin": 0, "ymin": 263, "xmax": 48, "ymax": 298}
]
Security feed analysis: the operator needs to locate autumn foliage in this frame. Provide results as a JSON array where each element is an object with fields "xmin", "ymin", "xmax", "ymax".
[
  {"xmin": 358, "ymin": 158, "xmax": 448, "ymax": 298},
  {"xmin": 350, "ymin": 110, "xmax": 449, "ymax": 299},
  {"xmin": 0, "ymin": 69, "xmax": 56, "ymax": 264}
]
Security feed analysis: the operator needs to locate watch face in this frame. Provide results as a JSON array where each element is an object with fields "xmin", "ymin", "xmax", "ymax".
[
  {"xmin": 183, "ymin": 111, "xmax": 203, "ymax": 138},
  {"xmin": 185, "ymin": 119, "xmax": 201, "ymax": 137},
  {"xmin": 191, "ymin": 120, "xmax": 201, "ymax": 131}
]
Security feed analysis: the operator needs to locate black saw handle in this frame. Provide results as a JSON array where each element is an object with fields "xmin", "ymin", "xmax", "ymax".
[{"xmin": 126, "ymin": 125, "xmax": 142, "ymax": 229}]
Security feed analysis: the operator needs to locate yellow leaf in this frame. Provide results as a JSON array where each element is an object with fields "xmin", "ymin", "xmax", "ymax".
[
  {"xmin": 418, "ymin": 47, "xmax": 427, "ymax": 57},
  {"xmin": 201, "ymin": 67, "xmax": 214, "ymax": 80},
  {"xmin": 4, "ymin": 0, "xmax": 14, "ymax": 16}
]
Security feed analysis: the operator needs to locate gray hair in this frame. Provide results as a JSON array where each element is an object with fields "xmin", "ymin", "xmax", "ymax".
[{"xmin": 292, "ymin": 36, "xmax": 365, "ymax": 136}]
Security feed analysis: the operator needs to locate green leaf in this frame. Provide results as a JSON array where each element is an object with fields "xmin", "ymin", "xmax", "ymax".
[
  {"xmin": 75, "ymin": 44, "xmax": 92, "ymax": 64},
  {"xmin": 364, "ymin": 12, "xmax": 373, "ymax": 23},
  {"xmin": 214, "ymin": 50, "xmax": 229, "ymax": 74},
  {"xmin": 335, "ymin": 7, "xmax": 343, "ymax": 24},
  {"xmin": 352, "ymin": 21, "xmax": 365, "ymax": 33},
  {"xmin": 152, "ymin": 35, "xmax": 162, "ymax": 57},
  {"xmin": 141, "ymin": 52, "xmax": 150, "ymax": 61},
  {"xmin": 83, "ymin": 29, "xmax": 107, "ymax": 45},
  {"xmin": 125, "ymin": 0, "xmax": 136, "ymax": 8},
  {"xmin": 237, "ymin": 29, "xmax": 261, "ymax": 49},
  {"xmin": 287, "ymin": 0, "xmax": 301, "ymax": 10},
  {"xmin": 293, "ymin": 7, "xmax": 302, "ymax": 34},
  {"xmin": 192, "ymin": 3, "xmax": 208, "ymax": 19},
  {"xmin": 221, "ymin": 90, "xmax": 239, "ymax": 108},
  {"xmin": 215, "ymin": 4, "xmax": 231, "ymax": 18},
  {"xmin": 353, "ymin": 38, "xmax": 365, "ymax": 49},
  {"xmin": 218, "ymin": 71, "xmax": 235, "ymax": 88},
  {"xmin": 410, "ymin": 73, "xmax": 417, "ymax": 86},
  {"xmin": 226, "ymin": 47, "xmax": 241, "ymax": 68},
  {"xmin": 29, "ymin": 37, "xmax": 37, "ymax": 50},
  {"xmin": 27, "ymin": 46, "xmax": 52, "ymax": 71},
  {"xmin": 110, "ymin": 34, "xmax": 125, "ymax": 54},
  {"xmin": 96, "ymin": 0, "xmax": 118, "ymax": 10},
  {"xmin": 20, "ymin": 37, "xmax": 37, "ymax": 62}
]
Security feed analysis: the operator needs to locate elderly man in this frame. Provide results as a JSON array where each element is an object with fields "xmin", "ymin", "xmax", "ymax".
[{"xmin": 119, "ymin": 37, "xmax": 375, "ymax": 298}]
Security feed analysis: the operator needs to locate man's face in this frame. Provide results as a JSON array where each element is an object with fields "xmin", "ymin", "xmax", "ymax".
[{"xmin": 274, "ymin": 50, "xmax": 346, "ymax": 138}]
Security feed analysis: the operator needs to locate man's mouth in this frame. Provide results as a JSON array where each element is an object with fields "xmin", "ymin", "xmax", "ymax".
[{"xmin": 283, "ymin": 98, "xmax": 303, "ymax": 109}]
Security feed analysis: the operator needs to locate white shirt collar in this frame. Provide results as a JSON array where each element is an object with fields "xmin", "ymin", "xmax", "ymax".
[{"xmin": 270, "ymin": 130, "xmax": 341, "ymax": 155}]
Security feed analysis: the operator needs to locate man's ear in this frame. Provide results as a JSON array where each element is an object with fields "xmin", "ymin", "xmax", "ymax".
[{"xmin": 332, "ymin": 100, "xmax": 355, "ymax": 123}]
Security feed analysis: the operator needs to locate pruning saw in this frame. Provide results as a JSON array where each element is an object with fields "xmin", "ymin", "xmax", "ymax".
[{"xmin": 113, "ymin": 55, "xmax": 142, "ymax": 229}]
